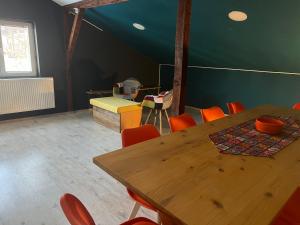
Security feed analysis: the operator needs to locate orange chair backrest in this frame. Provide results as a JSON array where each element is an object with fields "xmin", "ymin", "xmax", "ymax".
[
  {"xmin": 60, "ymin": 193, "xmax": 96, "ymax": 225},
  {"xmin": 122, "ymin": 124, "xmax": 160, "ymax": 147},
  {"xmin": 293, "ymin": 103, "xmax": 300, "ymax": 110},
  {"xmin": 227, "ymin": 102, "xmax": 245, "ymax": 114},
  {"xmin": 200, "ymin": 106, "xmax": 225, "ymax": 122},
  {"xmin": 270, "ymin": 187, "xmax": 300, "ymax": 225},
  {"xmin": 169, "ymin": 113, "xmax": 197, "ymax": 132}
]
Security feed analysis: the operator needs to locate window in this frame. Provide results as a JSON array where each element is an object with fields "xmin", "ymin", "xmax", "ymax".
[{"xmin": 0, "ymin": 20, "xmax": 38, "ymax": 77}]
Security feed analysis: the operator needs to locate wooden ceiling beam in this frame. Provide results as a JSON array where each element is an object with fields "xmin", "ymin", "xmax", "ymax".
[
  {"xmin": 67, "ymin": 9, "xmax": 85, "ymax": 60},
  {"xmin": 64, "ymin": 0, "xmax": 127, "ymax": 111},
  {"xmin": 65, "ymin": 8, "xmax": 85, "ymax": 111},
  {"xmin": 66, "ymin": 0, "xmax": 128, "ymax": 9},
  {"xmin": 172, "ymin": 0, "xmax": 192, "ymax": 115}
]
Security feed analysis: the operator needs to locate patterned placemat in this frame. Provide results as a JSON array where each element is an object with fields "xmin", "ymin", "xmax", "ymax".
[{"xmin": 209, "ymin": 115, "xmax": 300, "ymax": 157}]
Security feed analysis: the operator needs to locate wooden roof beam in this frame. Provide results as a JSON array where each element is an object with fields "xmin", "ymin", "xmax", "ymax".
[
  {"xmin": 67, "ymin": 9, "xmax": 85, "ymax": 59},
  {"xmin": 172, "ymin": 0, "xmax": 192, "ymax": 115},
  {"xmin": 66, "ymin": 0, "xmax": 128, "ymax": 9},
  {"xmin": 65, "ymin": 8, "xmax": 85, "ymax": 111},
  {"xmin": 64, "ymin": 0, "xmax": 127, "ymax": 111}
]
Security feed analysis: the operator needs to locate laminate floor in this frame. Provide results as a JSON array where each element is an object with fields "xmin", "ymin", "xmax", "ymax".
[
  {"xmin": 0, "ymin": 110, "xmax": 157, "ymax": 225},
  {"xmin": 0, "ymin": 108, "xmax": 202, "ymax": 225}
]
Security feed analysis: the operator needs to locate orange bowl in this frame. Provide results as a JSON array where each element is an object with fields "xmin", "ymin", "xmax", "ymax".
[{"xmin": 255, "ymin": 117, "xmax": 284, "ymax": 135}]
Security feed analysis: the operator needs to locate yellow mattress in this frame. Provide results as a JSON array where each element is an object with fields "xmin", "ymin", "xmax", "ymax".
[{"xmin": 90, "ymin": 97, "xmax": 140, "ymax": 113}]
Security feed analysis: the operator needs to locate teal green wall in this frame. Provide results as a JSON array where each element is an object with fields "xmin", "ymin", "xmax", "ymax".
[
  {"xmin": 161, "ymin": 66, "xmax": 300, "ymax": 113},
  {"xmin": 85, "ymin": 0, "xmax": 177, "ymax": 63},
  {"xmin": 85, "ymin": 0, "xmax": 300, "ymax": 110}
]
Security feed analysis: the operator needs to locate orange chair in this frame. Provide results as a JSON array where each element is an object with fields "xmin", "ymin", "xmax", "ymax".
[
  {"xmin": 200, "ymin": 106, "xmax": 225, "ymax": 122},
  {"xmin": 270, "ymin": 187, "xmax": 300, "ymax": 225},
  {"xmin": 60, "ymin": 193, "xmax": 158, "ymax": 225},
  {"xmin": 122, "ymin": 124, "xmax": 160, "ymax": 147},
  {"xmin": 292, "ymin": 103, "xmax": 300, "ymax": 110},
  {"xmin": 227, "ymin": 102, "xmax": 245, "ymax": 114},
  {"xmin": 121, "ymin": 125, "xmax": 160, "ymax": 220},
  {"xmin": 169, "ymin": 113, "xmax": 197, "ymax": 132}
]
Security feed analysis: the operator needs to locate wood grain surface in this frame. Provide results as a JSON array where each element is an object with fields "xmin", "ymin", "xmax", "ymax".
[{"xmin": 94, "ymin": 105, "xmax": 300, "ymax": 225}]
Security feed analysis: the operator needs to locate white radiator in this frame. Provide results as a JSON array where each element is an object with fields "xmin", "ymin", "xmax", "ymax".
[{"xmin": 0, "ymin": 77, "xmax": 55, "ymax": 115}]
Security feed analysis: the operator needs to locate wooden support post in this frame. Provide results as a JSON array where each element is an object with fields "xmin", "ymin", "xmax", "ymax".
[
  {"xmin": 64, "ymin": 0, "xmax": 128, "ymax": 111},
  {"xmin": 65, "ymin": 8, "xmax": 85, "ymax": 111},
  {"xmin": 172, "ymin": 0, "xmax": 192, "ymax": 115}
]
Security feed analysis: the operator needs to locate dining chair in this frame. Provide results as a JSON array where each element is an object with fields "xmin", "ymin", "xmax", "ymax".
[
  {"xmin": 227, "ymin": 102, "xmax": 245, "ymax": 114},
  {"xmin": 121, "ymin": 125, "xmax": 161, "ymax": 221},
  {"xmin": 292, "ymin": 103, "xmax": 300, "ymax": 110},
  {"xmin": 200, "ymin": 106, "xmax": 225, "ymax": 122},
  {"xmin": 270, "ymin": 187, "xmax": 300, "ymax": 225},
  {"xmin": 169, "ymin": 113, "xmax": 197, "ymax": 132},
  {"xmin": 60, "ymin": 193, "xmax": 158, "ymax": 225},
  {"xmin": 142, "ymin": 90, "xmax": 173, "ymax": 134}
]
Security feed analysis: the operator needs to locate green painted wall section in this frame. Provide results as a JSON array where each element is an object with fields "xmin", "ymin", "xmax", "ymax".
[
  {"xmin": 160, "ymin": 66, "xmax": 300, "ymax": 112},
  {"xmin": 85, "ymin": 0, "xmax": 300, "ymax": 109}
]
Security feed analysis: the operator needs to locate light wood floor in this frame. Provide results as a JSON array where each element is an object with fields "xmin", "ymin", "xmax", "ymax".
[
  {"xmin": 0, "ymin": 110, "xmax": 157, "ymax": 225},
  {"xmin": 0, "ymin": 108, "xmax": 202, "ymax": 225}
]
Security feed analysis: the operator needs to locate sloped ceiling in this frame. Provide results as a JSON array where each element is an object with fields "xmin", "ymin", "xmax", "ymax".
[
  {"xmin": 85, "ymin": 0, "xmax": 300, "ymax": 72},
  {"xmin": 65, "ymin": 0, "xmax": 300, "ymax": 73}
]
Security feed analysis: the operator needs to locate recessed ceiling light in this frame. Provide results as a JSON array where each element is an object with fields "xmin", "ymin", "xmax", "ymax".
[
  {"xmin": 133, "ymin": 23, "xmax": 145, "ymax": 30},
  {"xmin": 228, "ymin": 11, "xmax": 248, "ymax": 22}
]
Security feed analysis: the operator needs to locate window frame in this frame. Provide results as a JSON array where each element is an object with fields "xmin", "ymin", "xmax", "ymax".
[{"xmin": 0, "ymin": 19, "xmax": 39, "ymax": 78}]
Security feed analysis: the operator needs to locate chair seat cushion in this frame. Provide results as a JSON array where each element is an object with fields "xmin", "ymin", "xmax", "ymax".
[{"xmin": 141, "ymin": 99, "xmax": 156, "ymax": 109}]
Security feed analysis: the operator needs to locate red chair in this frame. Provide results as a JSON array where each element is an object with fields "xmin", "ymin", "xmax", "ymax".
[
  {"xmin": 200, "ymin": 106, "xmax": 225, "ymax": 122},
  {"xmin": 270, "ymin": 187, "xmax": 300, "ymax": 225},
  {"xmin": 121, "ymin": 218, "xmax": 158, "ymax": 225},
  {"xmin": 227, "ymin": 102, "xmax": 245, "ymax": 114},
  {"xmin": 121, "ymin": 125, "xmax": 160, "ymax": 220},
  {"xmin": 60, "ymin": 193, "xmax": 158, "ymax": 225},
  {"xmin": 169, "ymin": 113, "xmax": 197, "ymax": 132},
  {"xmin": 122, "ymin": 124, "xmax": 160, "ymax": 147},
  {"xmin": 293, "ymin": 103, "xmax": 300, "ymax": 110}
]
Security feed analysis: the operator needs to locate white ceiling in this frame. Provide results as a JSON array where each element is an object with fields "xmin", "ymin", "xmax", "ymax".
[{"xmin": 51, "ymin": 0, "xmax": 79, "ymax": 6}]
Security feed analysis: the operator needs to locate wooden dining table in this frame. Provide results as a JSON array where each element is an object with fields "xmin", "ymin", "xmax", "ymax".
[{"xmin": 93, "ymin": 105, "xmax": 300, "ymax": 225}]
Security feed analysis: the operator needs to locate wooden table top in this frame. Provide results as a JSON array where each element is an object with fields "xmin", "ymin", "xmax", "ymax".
[{"xmin": 93, "ymin": 105, "xmax": 300, "ymax": 225}]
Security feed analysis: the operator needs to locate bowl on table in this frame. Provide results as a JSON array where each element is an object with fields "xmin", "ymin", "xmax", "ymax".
[{"xmin": 255, "ymin": 117, "xmax": 285, "ymax": 135}]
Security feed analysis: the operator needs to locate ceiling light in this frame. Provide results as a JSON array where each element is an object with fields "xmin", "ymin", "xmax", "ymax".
[
  {"xmin": 228, "ymin": 11, "xmax": 248, "ymax": 22},
  {"xmin": 133, "ymin": 23, "xmax": 145, "ymax": 30}
]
